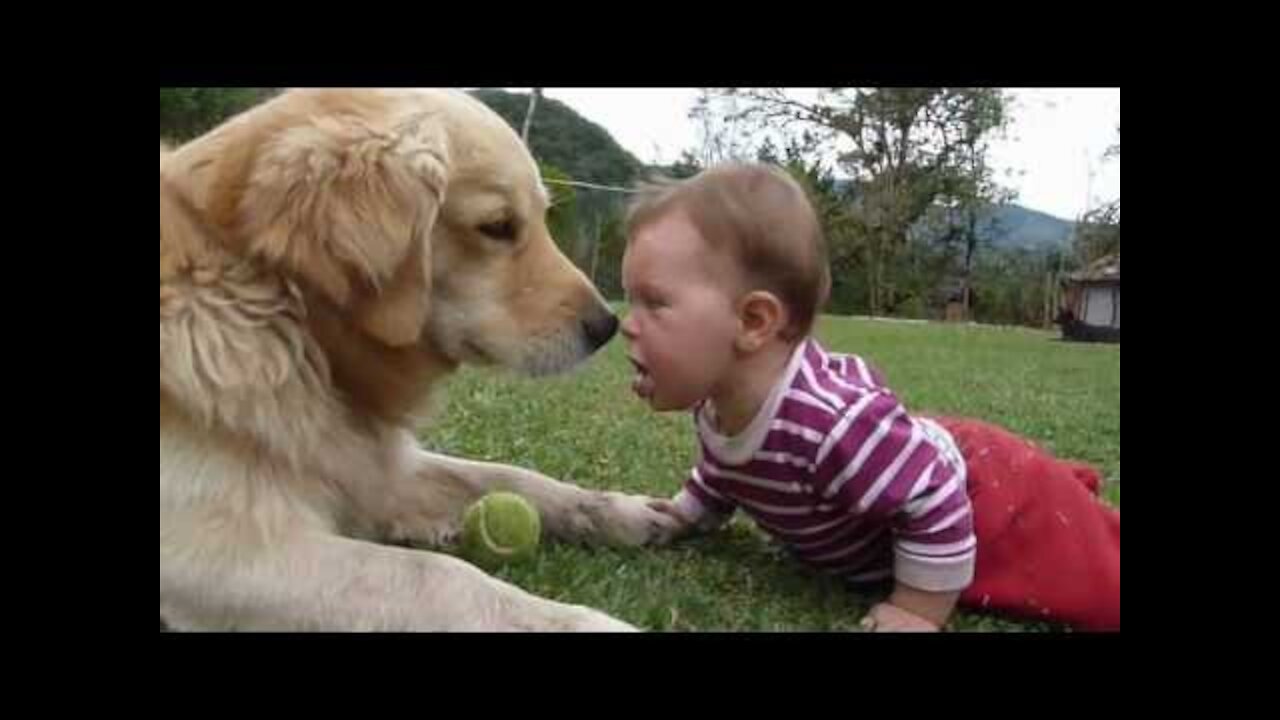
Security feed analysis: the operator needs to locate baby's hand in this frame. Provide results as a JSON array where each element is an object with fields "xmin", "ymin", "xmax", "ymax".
[
  {"xmin": 646, "ymin": 498, "xmax": 699, "ymax": 538},
  {"xmin": 859, "ymin": 603, "xmax": 941, "ymax": 632},
  {"xmin": 647, "ymin": 498, "xmax": 690, "ymax": 523}
]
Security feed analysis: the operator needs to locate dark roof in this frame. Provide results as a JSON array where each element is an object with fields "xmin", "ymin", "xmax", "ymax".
[{"xmin": 1065, "ymin": 254, "xmax": 1120, "ymax": 283}]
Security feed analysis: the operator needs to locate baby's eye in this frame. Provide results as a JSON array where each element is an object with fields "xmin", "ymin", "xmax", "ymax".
[{"xmin": 627, "ymin": 291, "xmax": 667, "ymax": 311}]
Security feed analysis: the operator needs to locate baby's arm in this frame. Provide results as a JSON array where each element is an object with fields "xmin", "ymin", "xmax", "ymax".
[{"xmin": 818, "ymin": 412, "xmax": 975, "ymax": 631}]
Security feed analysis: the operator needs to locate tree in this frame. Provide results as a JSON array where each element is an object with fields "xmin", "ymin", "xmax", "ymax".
[
  {"xmin": 470, "ymin": 89, "xmax": 643, "ymax": 186},
  {"xmin": 926, "ymin": 97, "xmax": 1017, "ymax": 319},
  {"xmin": 663, "ymin": 149, "xmax": 703, "ymax": 179},
  {"xmin": 1074, "ymin": 200, "xmax": 1120, "ymax": 263},
  {"xmin": 688, "ymin": 89, "xmax": 757, "ymax": 167},
  {"xmin": 540, "ymin": 162, "xmax": 580, "ymax": 261},
  {"xmin": 539, "ymin": 160, "xmax": 630, "ymax": 291},
  {"xmin": 758, "ymin": 138, "xmax": 864, "ymax": 315},
  {"xmin": 159, "ymin": 88, "xmax": 279, "ymax": 141},
  {"xmin": 592, "ymin": 207, "xmax": 629, "ymax": 301},
  {"xmin": 1074, "ymin": 122, "xmax": 1120, "ymax": 264},
  {"xmin": 710, "ymin": 88, "xmax": 1011, "ymax": 316}
]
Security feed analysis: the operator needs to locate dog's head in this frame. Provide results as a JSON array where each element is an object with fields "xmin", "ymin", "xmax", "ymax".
[{"xmin": 195, "ymin": 88, "xmax": 617, "ymax": 379}]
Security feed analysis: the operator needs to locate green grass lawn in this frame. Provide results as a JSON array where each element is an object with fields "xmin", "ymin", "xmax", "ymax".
[{"xmin": 419, "ymin": 313, "xmax": 1120, "ymax": 631}]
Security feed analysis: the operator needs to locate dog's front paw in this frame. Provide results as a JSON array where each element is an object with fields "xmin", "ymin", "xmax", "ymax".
[{"xmin": 580, "ymin": 491, "xmax": 686, "ymax": 547}]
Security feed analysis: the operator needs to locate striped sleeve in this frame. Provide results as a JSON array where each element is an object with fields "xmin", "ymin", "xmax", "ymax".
[
  {"xmin": 892, "ymin": 458, "xmax": 975, "ymax": 592},
  {"xmin": 813, "ymin": 401, "xmax": 975, "ymax": 592}
]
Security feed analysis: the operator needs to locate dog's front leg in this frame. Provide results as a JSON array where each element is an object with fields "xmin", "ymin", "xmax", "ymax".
[
  {"xmin": 399, "ymin": 445, "xmax": 686, "ymax": 545},
  {"xmin": 162, "ymin": 532, "xmax": 636, "ymax": 632},
  {"xmin": 368, "ymin": 444, "xmax": 684, "ymax": 549}
]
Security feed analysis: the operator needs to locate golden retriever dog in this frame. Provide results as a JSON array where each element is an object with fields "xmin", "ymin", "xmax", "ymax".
[{"xmin": 160, "ymin": 89, "xmax": 680, "ymax": 631}]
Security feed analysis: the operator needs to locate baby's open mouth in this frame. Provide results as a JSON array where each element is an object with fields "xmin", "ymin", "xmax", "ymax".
[{"xmin": 629, "ymin": 357, "xmax": 654, "ymax": 399}]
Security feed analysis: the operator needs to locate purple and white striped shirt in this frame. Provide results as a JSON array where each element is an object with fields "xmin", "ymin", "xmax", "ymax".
[{"xmin": 674, "ymin": 338, "xmax": 976, "ymax": 592}]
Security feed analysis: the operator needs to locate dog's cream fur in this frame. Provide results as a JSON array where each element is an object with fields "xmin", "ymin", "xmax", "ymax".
[{"xmin": 160, "ymin": 89, "xmax": 679, "ymax": 631}]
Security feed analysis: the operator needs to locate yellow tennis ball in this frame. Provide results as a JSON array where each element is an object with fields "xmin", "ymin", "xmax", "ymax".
[{"xmin": 461, "ymin": 492, "xmax": 542, "ymax": 570}]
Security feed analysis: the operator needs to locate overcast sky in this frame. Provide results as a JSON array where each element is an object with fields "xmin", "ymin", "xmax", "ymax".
[{"xmin": 502, "ymin": 88, "xmax": 1119, "ymax": 221}]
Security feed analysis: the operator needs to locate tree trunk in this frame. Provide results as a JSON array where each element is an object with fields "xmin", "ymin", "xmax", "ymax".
[
  {"xmin": 589, "ymin": 224, "xmax": 603, "ymax": 284},
  {"xmin": 962, "ymin": 207, "xmax": 977, "ymax": 320},
  {"xmin": 1043, "ymin": 270, "xmax": 1058, "ymax": 329},
  {"xmin": 867, "ymin": 240, "xmax": 880, "ymax": 316}
]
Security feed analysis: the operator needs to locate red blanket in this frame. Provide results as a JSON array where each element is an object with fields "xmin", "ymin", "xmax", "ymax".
[{"xmin": 931, "ymin": 417, "xmax": 1120, "ymax": 631}]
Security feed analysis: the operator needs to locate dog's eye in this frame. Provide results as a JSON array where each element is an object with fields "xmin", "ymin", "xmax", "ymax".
[{"xmin": 478, "ymin": 219, "xmax": 518, "ymax": 242}]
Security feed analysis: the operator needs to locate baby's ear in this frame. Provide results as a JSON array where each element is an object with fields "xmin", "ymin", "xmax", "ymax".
[{"xmin": 735, "ymin": 290, "xmax": 789, "ymax": 352}]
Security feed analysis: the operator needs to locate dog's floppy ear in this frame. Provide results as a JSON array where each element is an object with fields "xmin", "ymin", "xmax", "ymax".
[{"xmin": 236, "ymin": 112, "xmax": 449, "ymax": 347}]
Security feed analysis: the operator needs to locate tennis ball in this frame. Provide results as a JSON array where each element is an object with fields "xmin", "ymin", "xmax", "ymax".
[{"xmin": 460, "ymin": 492, "xmax": 541, "ymax": 570}]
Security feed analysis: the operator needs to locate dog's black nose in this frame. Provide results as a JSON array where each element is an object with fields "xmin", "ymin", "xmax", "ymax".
[{"xmin": 582, "ymin": 313, "xmax": 620, "ymax": 351}]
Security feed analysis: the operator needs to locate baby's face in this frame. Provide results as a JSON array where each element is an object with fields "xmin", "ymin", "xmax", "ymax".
[{"xmin": 620, "ymin": 211, "xmax": 741, "ymax": 412}]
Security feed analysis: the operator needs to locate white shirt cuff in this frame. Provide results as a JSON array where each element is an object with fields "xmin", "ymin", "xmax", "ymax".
[
  {"xmin": 893, "ymin": 547, "xmax": 976, "ymax": 592},
  {"xmin": 674, "ymin": 488, "xmax": 731, "ymax": 531}
]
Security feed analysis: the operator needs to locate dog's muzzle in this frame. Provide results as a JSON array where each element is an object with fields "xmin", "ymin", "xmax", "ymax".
[{"xmin": 581, "ymin": 313, "xmax": 619, "ymax": 352}]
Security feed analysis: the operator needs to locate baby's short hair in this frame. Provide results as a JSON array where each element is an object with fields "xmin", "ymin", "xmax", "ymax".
[{"xmin": 625, "ymin": 162, "xmax": 831, "ymax": 340}]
